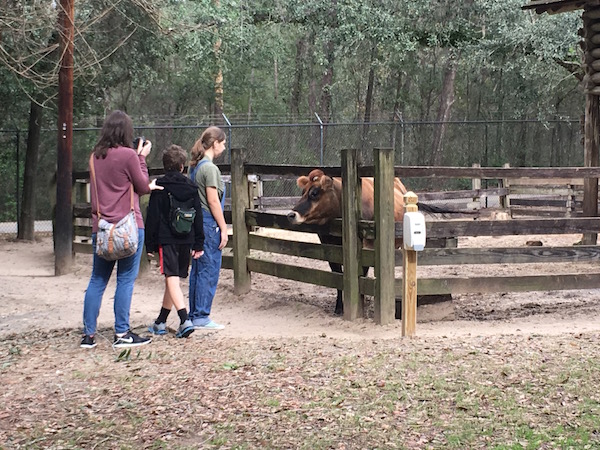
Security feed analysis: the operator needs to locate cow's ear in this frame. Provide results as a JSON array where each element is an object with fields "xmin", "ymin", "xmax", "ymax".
[
  {"xmin": 321, "ymin": 176, "xmax": 334, "ymax": 189},
  {"xmin": 297, "ymin": 176, "xmax": 310, "ymax": 190}
]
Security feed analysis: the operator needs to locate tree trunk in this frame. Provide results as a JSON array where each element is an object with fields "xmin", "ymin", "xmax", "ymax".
[
  {"xmin": 247, "ymin": 68, "xmax": 254, "ymax": 122},
  {"xmin": 422, "ymin": 53, "xmax": 436, "ymax": 121},
  {"xmin": 213, "ymin": 37, "xmax": 224, "ymax": 123},
  {"xmin": 319, "ymin": 0, "xmax": 337, "ymax": 122},
  {"xmin": 362, "ymin": 44, "xmax": 377, "ymax": 145},
  {"xmin": 308, "ymin": 78, "xmax": 318, "ymax": 114},
  {"xmin": 391, "ymin": 72, "xmax": 409, "ymax": 158},
  {"xmin": 355, "ymin": 79, "xmax": 363, "ymax": 120},
  {"xmin": 18, "ymin": 100, "xmax": 43, "ymax": 241},
  {"xmin": 320, "ymin": 39, "xmax": 335, "ymax": 122},
  {"xmin": 290, "ymin": 36, "xmax": 306, "ymax": 119},
  {"xmin": 516, "ymin": 121, "xmax": 528, "ymax": 166},
  {"xmin": 319, "ymin": 11, "xmax": 336, "ymax": 163},
  {"xmin": 212, "ymin": 0, "xmax": 223, "ymax": 123},
  {"xmin": 290, "ymin": 37, "xmax": 306, "ymax": 157},
  {"xmin": 430, "ymin": 57, "xmax": 457, "ymax": 167},
  {"xmin": 392, "ymin": 72, "xmax": 403, "ymax": 120},
  {"xmin": 273, "ymin": 55, "xmax": 278, "ymax": 100}
]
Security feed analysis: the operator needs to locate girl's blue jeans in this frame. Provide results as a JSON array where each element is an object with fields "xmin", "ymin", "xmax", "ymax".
[
  {"xmin": 82, "ymin": 229, "xmax": 145, "ymax": 336},
  {"xmin": 189, "ymin": 212, "xmax": 222, "ymax": 325}
]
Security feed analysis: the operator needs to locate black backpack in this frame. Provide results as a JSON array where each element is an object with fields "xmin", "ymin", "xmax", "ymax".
[{"xmin": 168, "ymin": 193, "xmax": 196, "ymax": 236}]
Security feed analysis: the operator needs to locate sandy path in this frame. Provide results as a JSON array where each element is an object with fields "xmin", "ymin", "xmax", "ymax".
[{"xmin": 2, "ymin": 235, "xmax": 600, "ymax": 342}]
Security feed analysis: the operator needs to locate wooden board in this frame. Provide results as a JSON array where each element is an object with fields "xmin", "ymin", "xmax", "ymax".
[
  {"xmin": 246, "ymin": 257, "xmax": 342, "ymax": 290},
  {"xmin": 249, "ymin": 233, "xmax": 343, "ymax": 264},
  {"xmin": 360, "ymin": 272, "xmax": 600, "ymax": 296}
]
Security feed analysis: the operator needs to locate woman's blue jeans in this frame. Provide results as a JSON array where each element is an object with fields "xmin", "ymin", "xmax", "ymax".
[
  {"xmin": 82, "ymin": 229, "xmax": 145, "ymax": 335},
  {"xmin": 189, "ymin": 213, "xmax": 222, "ymax": 325}
]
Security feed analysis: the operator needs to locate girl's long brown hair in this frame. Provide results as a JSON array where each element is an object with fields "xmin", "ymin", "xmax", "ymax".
[
  {"xmin": 189, "ymin": 126, "xmax": 226, "ymax": 167},
  {"xmin": 92, "ymin": 110, "xmax": 134, "ymax": 159}
]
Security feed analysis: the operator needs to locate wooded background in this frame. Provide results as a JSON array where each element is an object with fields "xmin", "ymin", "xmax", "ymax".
[{"xmin": 0, "ymin": 0, "xmax": 588, "ymax": 230}]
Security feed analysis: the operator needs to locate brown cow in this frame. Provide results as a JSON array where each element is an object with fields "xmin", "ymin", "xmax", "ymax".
[
  {"xmin": 287, "ymin": 169, "xmax": 446, "ymax": 316},
  {"xmin": 287, "ymin": 169, "xmax": 408, "ymax": 315},
  {"xmin": 287, "ymin": 169, "xmax": 408, "ymax": 226}
]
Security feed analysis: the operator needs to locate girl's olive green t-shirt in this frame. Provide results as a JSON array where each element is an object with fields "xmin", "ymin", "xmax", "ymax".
[{"xmin": 191, "ymin": 157, "xmax": 224, "ymax": 212}]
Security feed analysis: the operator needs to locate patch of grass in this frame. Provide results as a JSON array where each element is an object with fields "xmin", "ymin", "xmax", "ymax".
[
  {"xmin": 148, "ymin": 440, "xmax": 169, "ymax": 449},
  {"xmin": 222, "ymin": 361, "xmax": 240, "ymax": 370}
]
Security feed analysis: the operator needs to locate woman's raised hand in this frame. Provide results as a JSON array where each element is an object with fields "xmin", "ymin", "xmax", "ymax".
[
  {"xmin": 138, "ymin": 140, "xmax": 152, "ymax": 157},
  {"xmin": 148, "ymin": 178, "xmax": 164, "ymax": 191}
]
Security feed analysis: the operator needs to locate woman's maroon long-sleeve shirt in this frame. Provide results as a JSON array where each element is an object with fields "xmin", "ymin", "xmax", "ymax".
[{"xmin": 90, "ymin": 146, "xmax": 150, "ymax": 233}]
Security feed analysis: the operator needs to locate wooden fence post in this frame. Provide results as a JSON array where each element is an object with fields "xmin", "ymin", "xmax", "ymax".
[
  {"xmin": 341, "ymin": 148, "xmax": 363, "ymax": 320},
  {"xmin": 231, "ymin": 148, "xmax": 251, "ymax": 295},
  {"xmin": 374, "ymin": 148, "xmax": 396, "ymax": 325},
  {"xmin": 401, "ymin": 191, "xmax": 419, "ymax": 337},
  {"xmin": 500, "ymin": 162, "xmax": 511, "ymax": 212},
  {"xmin": 471, "ymin": 163, "xmax": 481, "ymax": 210}
]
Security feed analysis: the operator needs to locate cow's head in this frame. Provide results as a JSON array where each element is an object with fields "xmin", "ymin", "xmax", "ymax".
[{"xmin": 287, "ymin": 169, "xmax": 342, "ymax": 225}]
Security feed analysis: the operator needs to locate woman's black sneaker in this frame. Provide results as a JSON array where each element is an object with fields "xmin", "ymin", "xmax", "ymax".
[
  {"xmin": 80, "ymin": 335, "xmax": 97, "ymax": 349},
  {"xmin": 113, "ymin": 331, "xmax": 152, "ymax": 348}
]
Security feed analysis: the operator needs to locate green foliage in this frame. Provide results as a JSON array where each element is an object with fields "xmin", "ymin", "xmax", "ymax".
[
  {"xmin": 0, "ymin": 0, "xmax": 591, "ymax": 228},
  {"xmin": 0, "ymin": 0, "xmax": 585, "ymax": 124}
]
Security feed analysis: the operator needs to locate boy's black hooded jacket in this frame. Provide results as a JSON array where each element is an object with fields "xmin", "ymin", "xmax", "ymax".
[{"xmin": 145, "ymin": 171, "xmax": 204, "ymax": 253}]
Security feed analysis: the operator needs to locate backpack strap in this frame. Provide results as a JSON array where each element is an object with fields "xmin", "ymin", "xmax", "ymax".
[{"xmin": 188, "ymin": 158, "xmax": 209, "ymax": 183}]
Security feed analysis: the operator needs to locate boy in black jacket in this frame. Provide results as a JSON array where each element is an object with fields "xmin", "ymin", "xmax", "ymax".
[{"xmin": 145, "ymin": 145, "xmax": 204, "ymax": 338}]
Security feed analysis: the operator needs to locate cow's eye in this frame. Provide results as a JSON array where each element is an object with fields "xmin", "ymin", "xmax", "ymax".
[{"xmin": 308, "ymin": 187, "xmax": 320, "ymax": 200}]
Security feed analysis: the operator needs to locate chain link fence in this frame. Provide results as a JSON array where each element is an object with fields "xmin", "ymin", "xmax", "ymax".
[{"xmin": 0, "ymin": 118, "xmax": 583, "ymax": 235}]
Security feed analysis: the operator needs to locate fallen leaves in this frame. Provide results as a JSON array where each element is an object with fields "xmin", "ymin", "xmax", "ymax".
[{"xmin": 1, "ymin": 330, "xmax": 600, "ymax": 448}]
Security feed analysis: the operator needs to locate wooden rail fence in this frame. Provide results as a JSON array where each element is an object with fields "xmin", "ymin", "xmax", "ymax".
[{"xmin": 71, "ymin": 150, "xmax": 600, "ymax": 334}]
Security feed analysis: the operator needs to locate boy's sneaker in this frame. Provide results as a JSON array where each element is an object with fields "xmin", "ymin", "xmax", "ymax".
[
  {"xmin": 148, "ymin": 322, "xmax": 167, "ymax": 335},
  {"xmin": 176, "ymin": 320, "xmax": 195, "ymax": 338},
  {"xmin": 193, "ymin": 319, "xmax": 225, "ymax": 331},
  {"xmin": 113, "ymin": 331, "xmax": 152, "ymax": 348},
  {"xmin": 80, "ymin": 335, "xmax": 96, "ymax": 349}
]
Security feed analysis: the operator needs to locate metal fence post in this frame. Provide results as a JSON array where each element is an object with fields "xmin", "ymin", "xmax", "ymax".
[
  {"xmin": 15, "ymin": 128, "xmax": 20, "ymax": 226},
  {"xmin": 315, "ymin": 112, "xmax": 324, "ymax": 166},
  {"xmin": 222, "ymin": 113, "xmax": 232, "ymax": 164},
  {"xmin": 394, "ymin": 111, "xmax": 405, "ymax": 165}
]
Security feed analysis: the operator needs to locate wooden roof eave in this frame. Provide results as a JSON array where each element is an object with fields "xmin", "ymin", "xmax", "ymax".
[{"xmin": 522, "ymin": 0, "xmax": 599, "ymax": 14}]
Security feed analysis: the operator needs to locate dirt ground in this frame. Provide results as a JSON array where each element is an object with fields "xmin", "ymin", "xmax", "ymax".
[
  {"xmin": 2, "ymin": 231, "xmax": 600, "ymax": 342},
  {"xmin": 4, "ymin": 232, "xmax": 600, "ymax": 448}
]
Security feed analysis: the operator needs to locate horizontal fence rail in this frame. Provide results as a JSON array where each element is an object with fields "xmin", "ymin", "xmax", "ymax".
[
  {"xmin": 237, "ymin": 211, "xmax": 600, "ymax": 288},
  {"xmin": 242, "ymin": 164, "xmax": 600, "ymax": 179}
]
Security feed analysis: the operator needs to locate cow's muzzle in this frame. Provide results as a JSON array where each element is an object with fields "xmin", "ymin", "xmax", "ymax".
[{"xmin": 287, "ymin": 211, "xmax": 304, "ymax": 224}]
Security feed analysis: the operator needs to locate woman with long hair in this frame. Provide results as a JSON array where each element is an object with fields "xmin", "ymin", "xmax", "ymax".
[
  {"xmin": 81, "ymin": 110, "xmax": 154, "ymax": 349},
  {"xmin": 188, "ymin": 126, "xmax": 227, "ymax": 330}
]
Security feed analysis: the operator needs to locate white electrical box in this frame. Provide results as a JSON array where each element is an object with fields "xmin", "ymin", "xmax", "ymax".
[{"xmin": 403, "ymin": 211, "xmax": 426, "ymax": 251}]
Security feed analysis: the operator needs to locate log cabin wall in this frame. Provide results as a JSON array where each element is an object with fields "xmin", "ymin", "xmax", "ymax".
[
  {"xmin": 522, "ymin": 1, "xmax": 600, "ymax": 243},
  {"xmin": 523, "ymin": 0, "xmax": 595, "ymax": 15},
  {"xmin": 582, "ymin": 5, "xmax": 600, "ymax": 243},
  {"xmin": 583, "ymin": 6, "xmax": 600, "ymax": 96}
]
